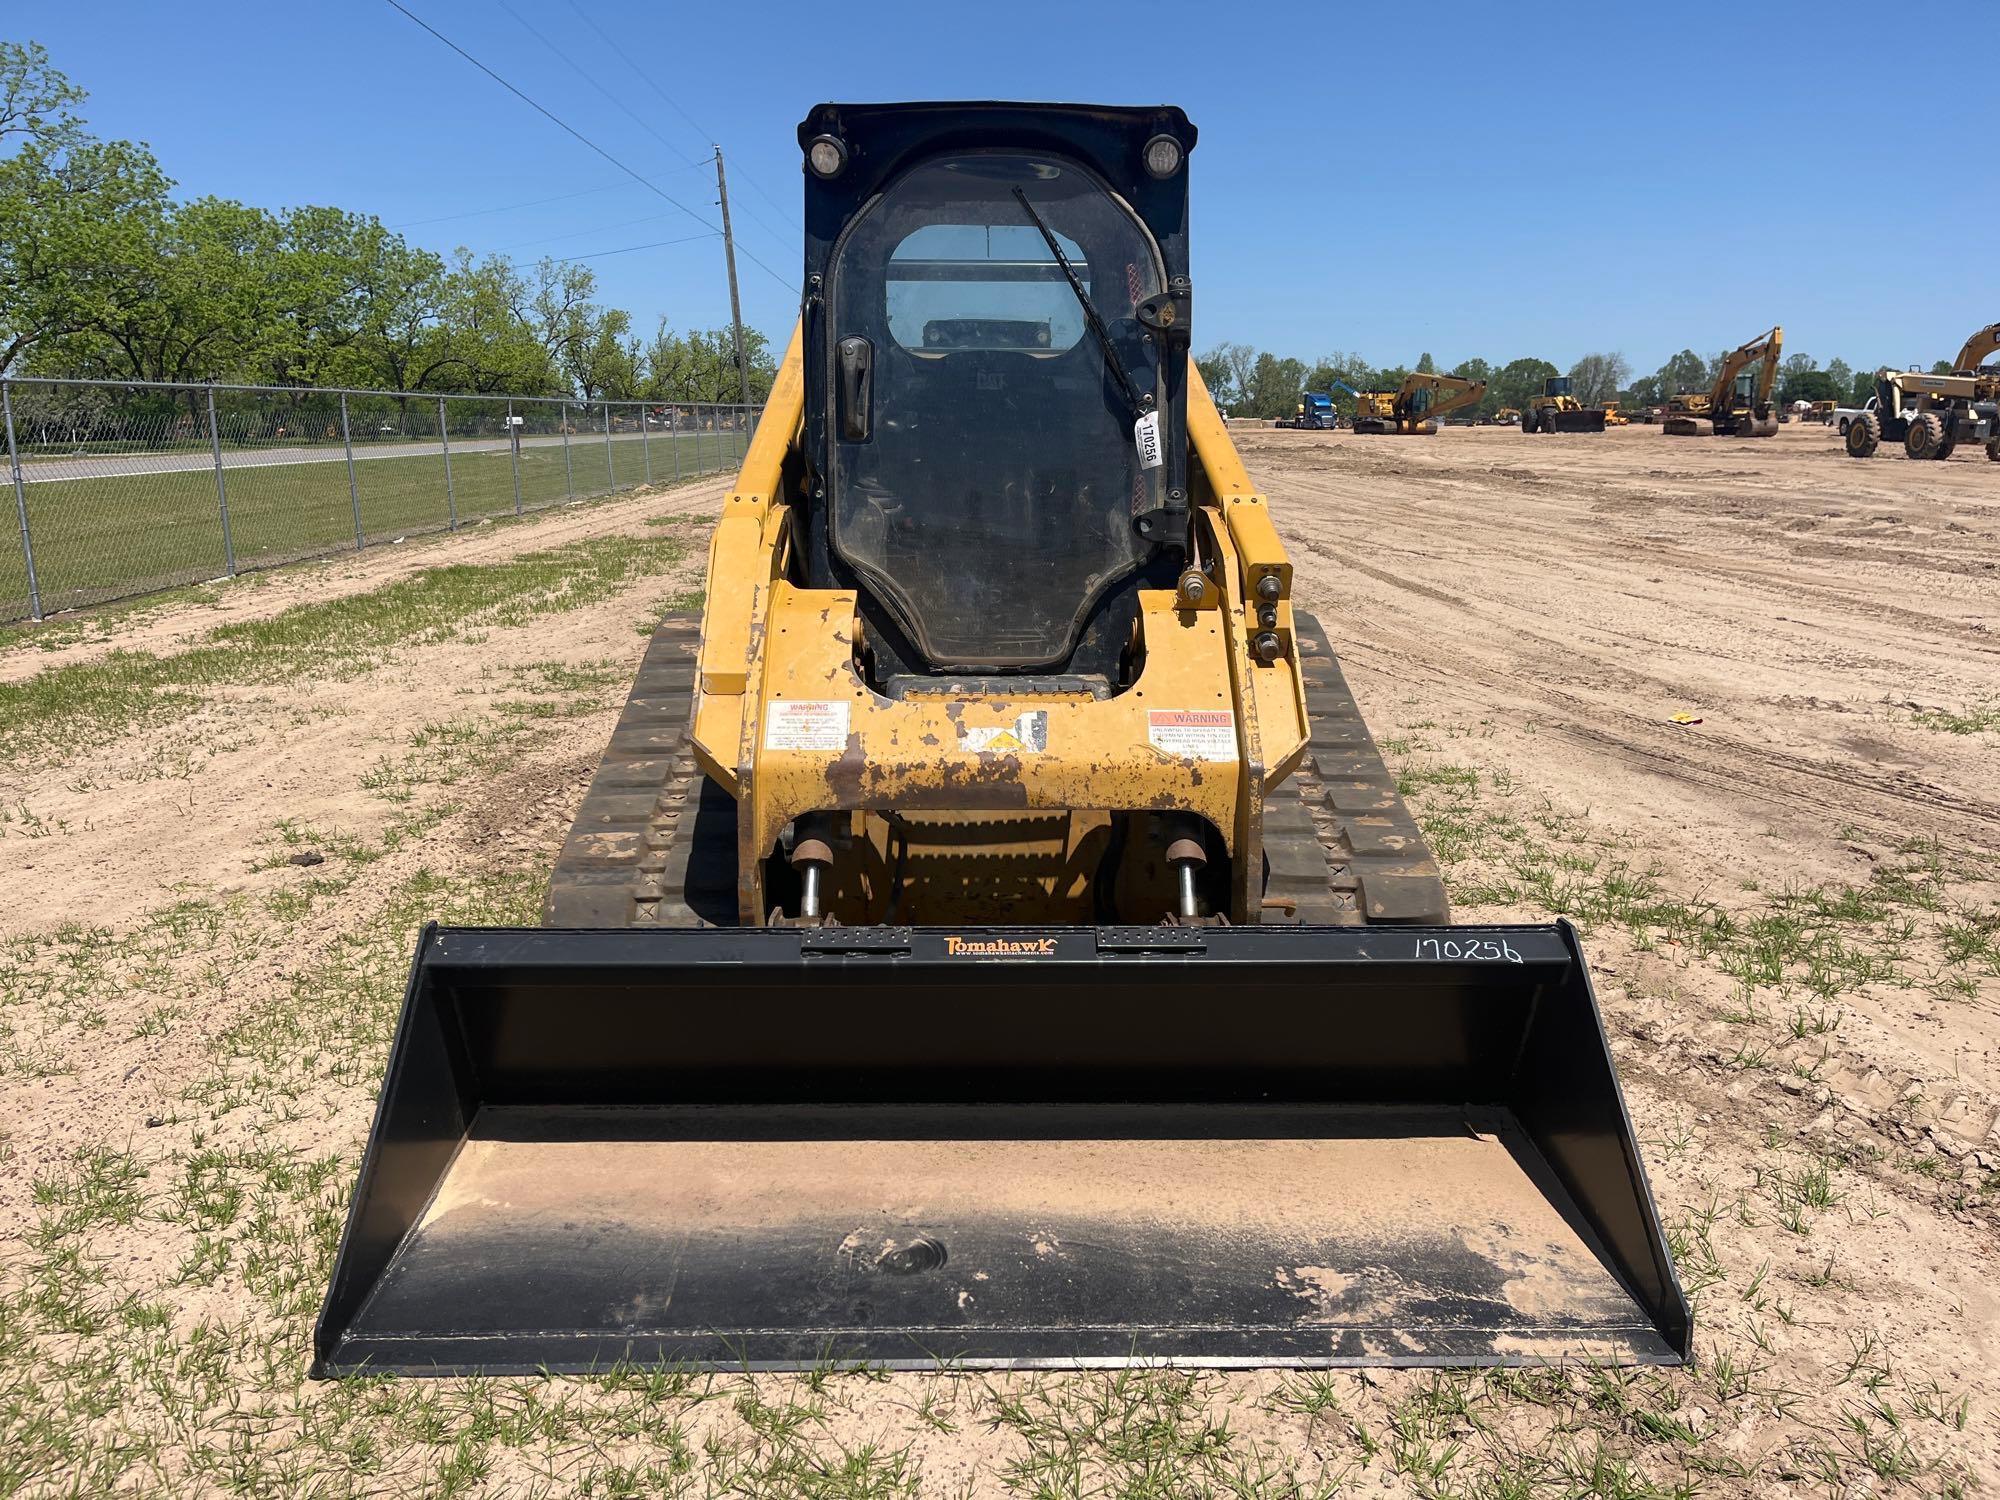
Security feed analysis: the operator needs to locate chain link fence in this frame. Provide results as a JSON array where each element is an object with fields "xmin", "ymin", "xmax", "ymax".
[{"xmin": 1, "ymin": 376, "xmax": 762, "ymax": 622}]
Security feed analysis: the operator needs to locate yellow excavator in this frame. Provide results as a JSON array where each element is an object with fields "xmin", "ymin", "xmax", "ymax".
[
  {"xmin": 1663, "ymin": 327, "xmax": 1782, "ymax": 437},
  {"xmin": 1846, "ymin": 320, "xmax": 2000, "ymax": 462},
  {"xmin": 1350, "ymin": 372, "xmax": 1487, "ymax": 434},
  {"xmin": 313, "ymin": 102, "xmax": 1688, "ymax": 1376}
]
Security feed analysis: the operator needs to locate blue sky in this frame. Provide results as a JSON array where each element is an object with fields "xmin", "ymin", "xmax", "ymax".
[{"xmin": 25, "ymin": 2, "xmax": 1992, "ymax": 378}]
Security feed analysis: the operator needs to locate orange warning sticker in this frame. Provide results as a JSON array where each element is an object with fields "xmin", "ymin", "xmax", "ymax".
[{"xmin": 1146, "ymin": 709, "xmax": 1236, "ymax": 761}]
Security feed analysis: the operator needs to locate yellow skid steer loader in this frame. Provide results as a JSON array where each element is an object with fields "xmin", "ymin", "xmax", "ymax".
[{"xmin": 315, "ymin": 102, "xmax": 1687, "ymax": 1375}]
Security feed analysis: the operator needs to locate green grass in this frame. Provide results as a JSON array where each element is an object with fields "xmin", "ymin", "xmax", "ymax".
[
  {"xmin": 1911, "ymin": 700, "xmax": 2000, "ymax": 736},
  {"xmin": 0, "ymin": 531, "xmax": 689, "ymax": 764},
  {"xmin": 2, "ymin": 430, "xmax": 744, "ymax": 622}
]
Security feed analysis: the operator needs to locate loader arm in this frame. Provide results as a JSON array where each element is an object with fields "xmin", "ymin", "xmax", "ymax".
[
  {"xmin": 1952, "ymin": 321, "xmax": 2000, "ymax": 375},
  {"xmin": 1398, "ymin": 372, "xmax": 1486, "ymax": 423}
]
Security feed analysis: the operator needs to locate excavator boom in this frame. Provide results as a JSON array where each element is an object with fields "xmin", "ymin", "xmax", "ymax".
[
  {"xmin": 1664, "ymin": 327, "xmax": 1782, "ymax": 437},
  {"xmin": 1952, "ymin": 321, "xmax": 2000, "ymax": 375},
  {"xmin": 1352, "ymin": 372, "xmax": 1485, "ymax": 434}
]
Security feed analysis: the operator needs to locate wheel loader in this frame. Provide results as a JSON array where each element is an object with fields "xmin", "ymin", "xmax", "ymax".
[
  {"xmin": 1521, "ymin": 377, "xmax": 1607, "ymax": 434},
  {"xmin": 1350, "ymin": 372, "xmax": 1486, "ymax": 434},
  {"xmin": 314, "ymin": 102, "xmax": 1688, "ymax": 1375},
  {"xmin": 1663, "ymin": 327, "xmax": 1782, "ymax": 437}
]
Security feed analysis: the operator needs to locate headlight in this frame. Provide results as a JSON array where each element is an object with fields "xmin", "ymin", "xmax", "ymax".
[
  {"xmin": 806, "ymin": 135, "xmax": 847, "ymax": 178},
  {"xmin": 1142, "ymin": 134, "xmax": 1183, "ymax": 178}
]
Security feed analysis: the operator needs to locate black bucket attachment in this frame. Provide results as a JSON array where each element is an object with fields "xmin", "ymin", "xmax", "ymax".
[
  {"xmin": 314, "ymin": 922, "xmax": 1689, "ymax": 1374},
  {"xmin": 1550, "ymin": 408, "xmax": 1609, "ymax": 433}
]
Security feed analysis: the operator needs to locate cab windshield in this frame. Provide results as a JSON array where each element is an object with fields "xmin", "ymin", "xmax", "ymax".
[{"xmin": 828, "ymin": 151, "xmax": 1165, "ymax": 669}]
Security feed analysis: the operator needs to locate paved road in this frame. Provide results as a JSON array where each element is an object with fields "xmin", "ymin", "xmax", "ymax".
[{"xmin": 16, "ymin": 429, "xmax": 739, "ymax": 484}]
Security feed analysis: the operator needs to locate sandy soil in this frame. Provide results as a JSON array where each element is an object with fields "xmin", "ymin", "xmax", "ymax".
[{"xmin": 2, "ymin": 424, "xmax": 1995, "ymax": 1495}]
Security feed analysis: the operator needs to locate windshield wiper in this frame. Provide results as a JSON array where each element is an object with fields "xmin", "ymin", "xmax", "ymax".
[{"xmin": 1011, "ymin": 187, "xmax": 1147, "ymax": 417}]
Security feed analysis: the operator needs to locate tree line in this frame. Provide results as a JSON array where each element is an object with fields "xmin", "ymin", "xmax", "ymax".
[
  {"xmin": 0, "ymin": 43, "xmax": 775, "ymax": 402},
  {"xmin": 1200, "ymin": 344, "xmax": 1892, "ymax": 423}
]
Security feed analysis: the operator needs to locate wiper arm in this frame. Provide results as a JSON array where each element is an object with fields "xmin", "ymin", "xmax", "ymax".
[{"xmin": 1011, "ymin": 187, "xmax": 1147, "ymax": 416}]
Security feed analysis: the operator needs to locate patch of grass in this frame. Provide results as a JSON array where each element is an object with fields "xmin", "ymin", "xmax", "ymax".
[
  {"xmin": 0, "ymin": 532, "xmax": 687, "ymax": 763},
  {"xmin": 2, "ymin": 427, "xmax": 742, "ymax": 622},
  {"xmin": 1910, "ymin": 700, "xmax": 2000, "ymax": 735}
]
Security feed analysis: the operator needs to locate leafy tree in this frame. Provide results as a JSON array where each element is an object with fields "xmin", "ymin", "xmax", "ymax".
[
  {"xmin": 1194, "ymin": 344, "xmax": 1241, "ymax": 409},
  {"xmin": 1625, "ymin": 374, "xmax": 1663, "ymax": 407},
  {"xmin": 1655, "ymin": 349, "xmax": 1709, "ymax": 399},
  {"xmin": 0, "ymin": 44, "xmax": 172, "ymax": 373},
  {"xmin": 1246, "ymin": 352, "xmax": 1308, "ymax": 419},
  {"xmin": 1930, "ymin": 360, "xmax": 1955, "ymax": 376},
  {"xmin": 640, "ymin": 322, "xmax": 776, "ymax": 403},
  {"xmin": 1449, "ymin": 357, "xmax": 1497, "ymax": 417},
  {"xmin": 1568, "ymin": 351, "xmax": 1631, "ymax": 406},
  {"xmin": 1850, "ymin": 367, "xmax": 1878, "ymax": 405},
  {"xmin": 1780, "ymin": 369, "xmax": 1843, "ymax": 404},
  {"xmin": 1303, "ymin": 350, "xmax": 1371, "ymax": 413},
  {"xmin": 0, "ymin": 41, "xmax": 82, "ymax": 147},
  {"xmin": 1415, "ymin": 351, "xmax": 1435, "ymax": 375},
  {"xmin": 1825, "ymin": 357, "xmax": 1852, "ymax": 394},
  {"xmin": 1493, "ymin": 357, "xmax": 1558, "ymax": 412}
]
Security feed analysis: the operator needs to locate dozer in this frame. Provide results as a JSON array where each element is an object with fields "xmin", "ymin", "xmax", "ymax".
[
  {"xmin": 1663, "ymin": 327, "xmax": 1782, "ymax": 437},
  {"xmin": 315, "ymin": 103, "xmax": 1688, "ymax": 1375},
  {"xmin": 1350, "ymin": 372, "xmax": 1487, "ymax": 434},
  {"xmin": 1521, "ymin": 377, "xmax": 1607, "ymax": 434}
]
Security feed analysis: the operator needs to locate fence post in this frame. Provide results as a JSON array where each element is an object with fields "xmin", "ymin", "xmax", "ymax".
[
  {"xmin": 640, "ymin": 402, "xmax": 652, "ymax": 484},
  {"xmin": 672, "ymin": 407, "xmax": 682, "ymax": 481},
  {"xmin": 438, "ymin": 396, "xmax": 457, "ymax": 530},
  {"xmin": 602, "ymin": 401, "xmax": 615, "ymax": 489},
  {"xmin": 206, "ymin": 384, "xmax": 236, "ymax": 577},
  {"xmin": 561, "ymin": 401, "xmax": 574, "ymax": 500},
  {"xmin": 2, "ymin": 379, "xmax": 42, "ymax": 622},
  {"xmin": 508, "ymin": 400, "xmax": 523, "ymax": 515},
  {"xmin": 339, "ymin": 392, "xmax": 363, "ymax": 550}
]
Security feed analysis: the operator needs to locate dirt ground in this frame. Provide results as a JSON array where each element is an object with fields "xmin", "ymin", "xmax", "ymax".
[{"xmin": 1, "ymin": 424, "xmax": 1995, "ymax": 1497}]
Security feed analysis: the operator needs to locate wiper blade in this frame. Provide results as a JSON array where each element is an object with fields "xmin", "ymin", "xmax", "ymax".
[{"xmin": 1011, "ymin": 187, "xmax": 1146, "ymax": 415}]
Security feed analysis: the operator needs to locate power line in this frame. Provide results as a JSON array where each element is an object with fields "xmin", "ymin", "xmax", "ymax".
[
  {"xmin": 380, "ymin": 0, "xmax": 793, "ymax": 292},
  {"xmin": 494, "ymin": 0, "xmax": 703, "ymax": 169},
  {"xmin": 499, "ymin": 209, "xmax": 682, "ymax": 253},
  {"xmin": 561, "ymin": 0, "xmax": 802, "ymax": 235},
  {"xmin": 557, "ymin": 232, "xmax": 719, "ymax": 264},
  {"xmin": 388, "ymin": 166, "xmax": 709, "ymax": 231},
  {"xmin": 393, "ymin": 182, "xmax": 623, "ymax": 229}
]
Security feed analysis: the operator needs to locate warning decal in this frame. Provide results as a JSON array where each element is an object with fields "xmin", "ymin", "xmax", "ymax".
[
  {"xmin": 1147, "ymin": 708, "xmax": 1237, "ymax": 761},
  {"xmin": 960, "ymin": 710, "xmax": 1048, "ymax": 754},
  {"xmin": 764, "ymin": 699, "xmax": 851, "ymax": 752}
]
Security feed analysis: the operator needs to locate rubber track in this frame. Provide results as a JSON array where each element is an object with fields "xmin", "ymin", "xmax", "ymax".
[
  {"xmin": 544, "ymin": 611, "xmax": 1448, "ymax": 928},
  {"xmin": 543, "ymin": 615, "xmax": 735, "ymax": 927},
  {"xmin": 1263, "ymin": 612, "xmax": 1450, "ymax": 924}
]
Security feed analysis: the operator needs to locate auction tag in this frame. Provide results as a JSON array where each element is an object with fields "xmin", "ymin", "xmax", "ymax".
[
  {"xmin": 1147, "ymin": 708, "xmax": 1236, "ymax": 761},
  {"xmin": 1133, "ymin": 410, "xmax": 1163, "ymax": 469},
  {"xmin": 764, "ymin": 699, "xmax": 850, "ymax": 751}
]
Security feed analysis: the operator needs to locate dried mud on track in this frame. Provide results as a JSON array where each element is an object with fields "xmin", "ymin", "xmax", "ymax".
[{"xmin": 0, "ymin": 427, "xmax": 1997, "ymax": 1495}]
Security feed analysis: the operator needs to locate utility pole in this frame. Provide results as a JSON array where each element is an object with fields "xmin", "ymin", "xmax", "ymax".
[{"xmin": 713, "ymin": 148, "xmax": 754, "ymax": 407}]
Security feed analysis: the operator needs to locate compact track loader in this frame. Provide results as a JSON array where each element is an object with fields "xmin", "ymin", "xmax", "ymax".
[{"xmin": 316, "ymin": 102, "xmax": 1687, "ymax": 1375}]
